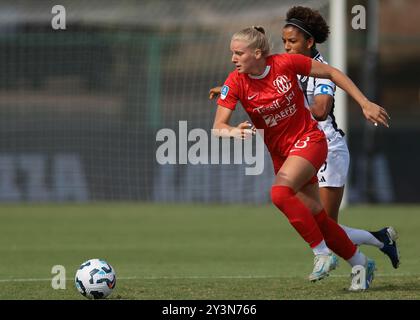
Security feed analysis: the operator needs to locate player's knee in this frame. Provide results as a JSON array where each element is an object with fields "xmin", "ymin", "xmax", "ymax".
[
  {"xmin": 307, "ymin": 203, "xmax": 324, "ymax": 215},
  {"xmin": 271, "ymin": 185, "xmax": 295, "ymax": 210}
]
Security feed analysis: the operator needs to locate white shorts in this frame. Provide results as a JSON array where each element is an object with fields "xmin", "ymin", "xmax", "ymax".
[{"xmin": 317, "ymin": 134, "xmax": 350, "ymax": 188}]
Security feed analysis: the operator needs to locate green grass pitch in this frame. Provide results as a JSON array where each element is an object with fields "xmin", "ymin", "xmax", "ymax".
[{"xmin": 0, "ymin": 203, "xmax": 418, "ymax": 300}]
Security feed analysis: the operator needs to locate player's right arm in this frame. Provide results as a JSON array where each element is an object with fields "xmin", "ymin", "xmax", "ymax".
[
  {"xmin": 212, "ymin": 73, "xmax": 255, "ymax": 139},
  {"xmin": 212, "ymin": 106, "xmax": 253, "ymax": 139}
]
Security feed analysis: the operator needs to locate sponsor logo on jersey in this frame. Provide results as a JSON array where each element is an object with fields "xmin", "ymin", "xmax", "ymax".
[
  {"xmin": 253, "ymin": 91, "xmax": 296, "ymax": 116},
  {"xmin": 261, "ymin": 104, "xmax": 297, "ymax": 127},
  {"xmin": 220, "ymin": 85, "xmax": 229, "ymax": 100},
  {"xmin": 273, "ymin": 75, "xmax": 292, "ymax": 94}
]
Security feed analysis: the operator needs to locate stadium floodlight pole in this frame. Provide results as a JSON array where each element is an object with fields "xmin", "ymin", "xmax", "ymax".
[{"xmin": 329, "ymin": 0, "xmax": 348, "ymax": 209}]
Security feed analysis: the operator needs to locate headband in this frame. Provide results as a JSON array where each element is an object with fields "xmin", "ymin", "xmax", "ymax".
[{"xmin": 285, "ymin": 18, "xmax": 314, "ymax": 38}]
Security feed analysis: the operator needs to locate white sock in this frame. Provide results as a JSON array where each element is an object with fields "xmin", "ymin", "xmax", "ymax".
[
  {"xmin": 312, "ymin": 240, "xmax": 331, "ymax": 256},
  {"xmin": 340, "ymin": 224, "xmax": 383, "ymax": 248},
  {"xmin": 347, "ymin": 248, "xmax": 367, "ymax": 267}
]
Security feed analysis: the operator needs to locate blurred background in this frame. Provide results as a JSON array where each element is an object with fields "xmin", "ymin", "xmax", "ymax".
[{"xmin": 0, "ymin": 0, "xmax": 418, "ymax": 205}]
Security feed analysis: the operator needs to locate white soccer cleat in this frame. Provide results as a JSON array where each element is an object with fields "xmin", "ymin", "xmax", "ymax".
[
  {"xmin": 348, "ymin": 259, "xmax": 376, "ymax": 291},
  {"xmin": 308, "ymin": 253, "xmax": 339, "ymax": 282}
]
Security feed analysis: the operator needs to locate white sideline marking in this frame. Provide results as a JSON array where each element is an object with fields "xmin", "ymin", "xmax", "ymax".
[{"xmin": 0, "ymin": 273, "xmax": 417, "ymax": 283}]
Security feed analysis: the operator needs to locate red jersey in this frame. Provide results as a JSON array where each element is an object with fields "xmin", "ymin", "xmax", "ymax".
[{"xmin": 217, "ymin": 53, "xmax": 322, "ymax": 157}]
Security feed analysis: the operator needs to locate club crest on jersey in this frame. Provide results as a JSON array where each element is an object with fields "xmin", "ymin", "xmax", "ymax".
[
  {"xmin": 220, "ymin": 85, "xmax": 229, "ymax": 100},
  {"xmin": 273, "ymin": 75, "xmax": 292, "ymax": 94}
]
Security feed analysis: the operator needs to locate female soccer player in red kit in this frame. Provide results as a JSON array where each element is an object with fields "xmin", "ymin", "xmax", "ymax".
[
  {"xmin": 210, "ymin": 6, "xmax": 399, "ymax": 272},
  {"xmin": 213, "ymin": 26, "xmax": 389, "ymax": 287}
]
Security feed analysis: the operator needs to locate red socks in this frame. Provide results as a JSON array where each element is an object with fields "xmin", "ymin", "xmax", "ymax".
[
  {"xmin": 271, "ymin": 185, "xmax": 357, "ymax": 260},
  {"xmin": 271, "ymin": 186, "xmax": 323, "ymax": 248},
  {"xmin": 313, "ymin": 209, "xmax": 357, "ymax": 260}
]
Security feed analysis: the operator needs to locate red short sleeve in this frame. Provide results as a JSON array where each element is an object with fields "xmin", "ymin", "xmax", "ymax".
[
  {"xmin": 284, "ymin": 53, "xmax": 312, "ymax": 77},
  {"xmin": 216, "ymin": 71, "xmax": 240, "ymax": 110}
]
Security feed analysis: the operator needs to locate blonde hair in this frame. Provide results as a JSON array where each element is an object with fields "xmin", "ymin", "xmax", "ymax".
[{"xmin": 232, "ymin": 26, "xmax": 271, "ymax": 57}]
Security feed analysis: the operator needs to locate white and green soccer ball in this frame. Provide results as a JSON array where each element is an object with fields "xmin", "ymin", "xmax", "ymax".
[{"xmin": 75, "ymin": 259, "xmax": 116, "ymax": 299}]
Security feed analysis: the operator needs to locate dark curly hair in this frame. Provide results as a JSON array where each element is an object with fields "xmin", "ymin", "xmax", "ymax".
[{"xmin": 285, "ymin": 6, "xmax": 330, "ymax": 44}]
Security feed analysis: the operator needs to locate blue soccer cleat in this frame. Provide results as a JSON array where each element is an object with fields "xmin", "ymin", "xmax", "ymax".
[
  {"xmin": 365, "ymin": 258, "xmax": 376, "ymax": 288},
  {"xmin": 370, "ymin": 226, "xmax": 400, "ymax": 269}
]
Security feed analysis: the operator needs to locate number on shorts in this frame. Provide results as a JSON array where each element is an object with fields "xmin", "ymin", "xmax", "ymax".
[{"xmin": 294, "ymin": 136, "xmax": 310, "ymax": 149}]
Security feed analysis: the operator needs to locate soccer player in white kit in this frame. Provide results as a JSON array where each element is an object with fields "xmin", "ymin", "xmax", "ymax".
[
  {"xmin": 209, "ymin": 6, "xmax": 400, "ymax": 270},
  {"xmin": 282, "ymin": 6, "xmax": 399, "ymax": 269}
]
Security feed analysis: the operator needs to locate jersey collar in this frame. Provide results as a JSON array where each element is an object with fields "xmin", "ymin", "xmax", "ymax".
[{"xmin": 248, "ymin": 65, "xmax": 271, "ymax": 79}]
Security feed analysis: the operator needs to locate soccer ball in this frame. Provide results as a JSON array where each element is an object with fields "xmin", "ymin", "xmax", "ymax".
[{"xmin": 75, "ymin": 258, "xmax": 116, "ymax": 299}]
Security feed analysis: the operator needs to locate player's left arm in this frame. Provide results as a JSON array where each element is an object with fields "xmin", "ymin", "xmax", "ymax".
[{"xmin": 309, "ymin": 60, "xmax": 390, "ymax": 128}]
